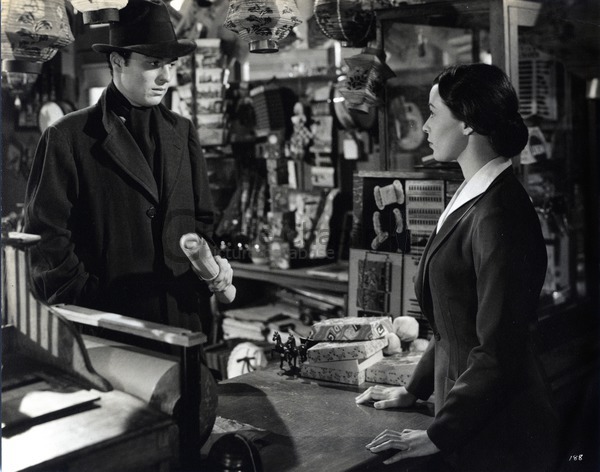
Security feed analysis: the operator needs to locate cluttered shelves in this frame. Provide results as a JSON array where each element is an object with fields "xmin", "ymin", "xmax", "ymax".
[{"xmin": 230, "ymin": 260, "xmax": 349, "ymax": 293}]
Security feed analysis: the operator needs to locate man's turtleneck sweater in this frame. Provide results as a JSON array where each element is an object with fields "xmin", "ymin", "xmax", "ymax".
[{"xmin": 106, "ymin": 81, "xmax": 158, "ymax": 182}]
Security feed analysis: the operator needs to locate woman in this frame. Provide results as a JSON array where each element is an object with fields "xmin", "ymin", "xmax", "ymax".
[{"xmin": 356, "ymin": 64, "xmax": 558, "ymax": 471}]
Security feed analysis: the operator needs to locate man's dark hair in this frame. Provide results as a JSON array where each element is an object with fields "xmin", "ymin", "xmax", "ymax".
[{"xmin": 106, "ymin": 51, "xmax": 133, "ymax": 77}]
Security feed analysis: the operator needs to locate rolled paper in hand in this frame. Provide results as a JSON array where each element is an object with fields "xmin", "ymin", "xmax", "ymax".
[{"xmin": 179, "ymin": 233, "xmax": 236, "ymax": 304}]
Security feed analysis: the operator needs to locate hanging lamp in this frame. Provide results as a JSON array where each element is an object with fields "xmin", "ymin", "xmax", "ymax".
[
  {"xmin": 339, "ymin": 47, "xmax": 395, "ymax": 113},
  {"xmin": 67, "ymin": 0, "xmax": 128, "ymax": 25},
  {"xmin": 224, "ymin": 0, "xmax": 302, "ymax": 53},
  {"xmin": 313, "ymin": 0, "xmax": 375, "ymax": 48},
  {"xmin": 1, "ymin": 0, "xmax": 74, "ymax": 104}
]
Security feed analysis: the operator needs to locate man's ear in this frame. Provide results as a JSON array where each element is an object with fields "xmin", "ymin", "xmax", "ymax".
[
  {"xmin": 462, "ymin": 123, "xmax": 474, "ymax": 136},
  {"xmin": 110, "ymin": 52, "xmax": 123, "ymax": 70}
]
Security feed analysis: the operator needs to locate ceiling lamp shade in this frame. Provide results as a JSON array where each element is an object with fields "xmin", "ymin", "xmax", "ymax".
[
  {"xmin": 224, "ymin": 0, "xmax": 302, "ymax": 53},
  {"xmin": 67, "ymin": 0, "xmax": 128, "ymax": 25},
  {"xmin": 340, "ymin": 48, "xmax": 395, "ymax": 113},
  {"xmin": 1, "ymin": 0, "xmax": 74, "ymax": 101},
  {"xmin": 313, "ymin": 0, "xmax": 375, "ymax": 48}
]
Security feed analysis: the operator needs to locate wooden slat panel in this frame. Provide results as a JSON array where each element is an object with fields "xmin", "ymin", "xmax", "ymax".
[{"xmin": 53, "ymin": 304, "xmax": 207, "ymax": 348}]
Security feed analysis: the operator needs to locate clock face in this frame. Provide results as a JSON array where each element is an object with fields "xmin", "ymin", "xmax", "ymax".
[{"xmin": 38, "ymin": 101, "xmax": 67, "ymax": 132}]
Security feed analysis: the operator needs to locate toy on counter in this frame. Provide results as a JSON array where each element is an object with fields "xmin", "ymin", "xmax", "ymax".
[
  {"xmin": 179, "ymin": 233, "xmax": 236, "ymax": 304},
  {"xmin": 271, "ymin": 331, "xmax": 309, "ymax": 375}
]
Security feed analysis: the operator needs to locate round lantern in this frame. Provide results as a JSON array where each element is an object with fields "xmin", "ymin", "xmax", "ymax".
[
  {"xmin": 1, "ymin": 0, "xmax": 74, "ymax": 101},
  {"xmin": 313, "ymin": 0, "xmax": 375, "ymax": 48},
  {"xmin": 67, "ymin": 0, "xmax": 128, "ymax": 25},
  {"xmin": 224, "ymin": 0, "xmax": 302, "ymax": 53},
  {"xmin": 339, "ymin": 48, "xmax": 395, "ymax": 113}
]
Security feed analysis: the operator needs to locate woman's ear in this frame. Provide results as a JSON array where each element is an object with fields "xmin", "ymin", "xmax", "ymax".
[{"xmin": 462, "ymin": 123, "xmax": 474, "ymax": 136}]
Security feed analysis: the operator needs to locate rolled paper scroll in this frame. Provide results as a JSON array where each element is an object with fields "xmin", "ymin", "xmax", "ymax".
[{"xmin": 179, "ymin": 233, "xmax": 236, "ymax": 304}]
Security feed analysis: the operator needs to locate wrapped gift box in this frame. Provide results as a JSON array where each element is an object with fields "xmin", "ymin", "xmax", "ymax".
[
  {"xmin": 301, "ymin": 351, "xmax": 383, "ymax": 385},
  {"xmin": 365, "ymin": 353, "xmax": 422, "ymax": 386},
  {"xmin": 307, "ymin": 338, "xmax": 388, "ymax": 363},
  {"xmin": 308, "ymin": 316, "xmax": 393, "ymax": 342}
]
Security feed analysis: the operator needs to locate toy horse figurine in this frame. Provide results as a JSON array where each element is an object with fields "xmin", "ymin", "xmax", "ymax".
[
  {"xmin": 284, "ymin": 336, "xmax": 298, "ymax": 370},
  {"xmin": 272, "ymin": 332, "xmax": 286, "ymax": 369},
  {"xmin": 297, "ymin": 338, "xmax": 309, "ymax": 364}
]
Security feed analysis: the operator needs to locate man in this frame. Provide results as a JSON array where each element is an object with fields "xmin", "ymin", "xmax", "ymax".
[{"xmin": 24, "ymin": 0, "xmax": 233, "ymax": 341}]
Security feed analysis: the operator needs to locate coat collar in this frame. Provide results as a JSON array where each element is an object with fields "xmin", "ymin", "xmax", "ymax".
[
  {"xmin": 98, "ymin": 88, "xmax": 184, "ymax": 205},
  {"xmin": 436, "ymin": 157, "xmax": 512, "ymax": 232}
]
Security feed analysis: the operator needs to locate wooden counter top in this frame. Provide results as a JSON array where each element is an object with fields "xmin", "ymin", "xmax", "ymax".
[{"xmin": 203, "ymin": 368, "xmax": 438, "ymax": 472}]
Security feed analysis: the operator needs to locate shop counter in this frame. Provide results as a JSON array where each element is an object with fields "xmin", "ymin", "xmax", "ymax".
[{"xmin": 202, "ymin": 367, "xmax": 439, "ymax": 472}]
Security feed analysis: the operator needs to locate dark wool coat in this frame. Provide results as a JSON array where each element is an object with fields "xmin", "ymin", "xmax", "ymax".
[
  {"xmin": 407, "ymin": 169, "xmax": 559, "ymax": 472},
  {"xmin": 24, "ymin": 88, "xmax": 215, "ymax": 333}
]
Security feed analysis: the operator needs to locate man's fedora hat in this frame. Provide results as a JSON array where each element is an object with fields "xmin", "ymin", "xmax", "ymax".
[{"xmin": 92, "ymin": 0, "xmax": 196, "ymax": 58}]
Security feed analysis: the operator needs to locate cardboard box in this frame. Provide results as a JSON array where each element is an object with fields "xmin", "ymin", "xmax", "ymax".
[
  {"xmin": 365, "ymin": 353, "xmax": 422, "ymax": 386},
  {"xmin": 308, "ymin": 316, "xmax": 393, "ymax": 342},
  {"xmin": 307, "ymin": 338, "xmax": 388, "ymax": 363},
  {"xmin": 300, "ymin": 351, "xmax": 383, "ymax": 385}
]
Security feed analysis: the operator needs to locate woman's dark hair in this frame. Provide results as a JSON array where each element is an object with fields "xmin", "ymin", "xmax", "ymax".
[{"xmin": 434, "ymin": 63, "xmax": 528, "ymax": 157}]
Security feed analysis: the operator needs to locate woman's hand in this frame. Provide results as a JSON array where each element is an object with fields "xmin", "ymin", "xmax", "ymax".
[
  {"xmin": 206, "ymin": 255, "xmax": 233, "ymax": 293},
  {"xmin": 366, "ymin": 428, "xmax": 440, "ymax": 465},
  {"xmin": 355, "ymin": 385, "xmax": 417, "ymax": 409}
]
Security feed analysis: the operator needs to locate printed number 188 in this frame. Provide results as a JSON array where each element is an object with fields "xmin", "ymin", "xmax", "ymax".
[{"xmin": 569, "ymin": 455, "xmax": 583, "ymax": 461}]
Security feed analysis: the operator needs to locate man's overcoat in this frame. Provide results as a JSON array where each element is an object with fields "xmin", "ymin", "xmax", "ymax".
[{"xmin": 25, "ymin": 88, "xmax": 215, "ymax": 332}]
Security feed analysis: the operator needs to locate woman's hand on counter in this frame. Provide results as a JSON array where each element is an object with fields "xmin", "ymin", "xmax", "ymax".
[
  {"xmin": 366, "ymin": 428, "xmax": 440, "ymax": 464},
  {"xmin": 355, "ymin": 385, "xmax": 417, "ymax": 409}
]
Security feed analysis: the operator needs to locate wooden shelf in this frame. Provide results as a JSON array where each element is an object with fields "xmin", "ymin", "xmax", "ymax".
[{"xmin": 230, "ymin": 261, "xmax": 348, "ymax": 294}]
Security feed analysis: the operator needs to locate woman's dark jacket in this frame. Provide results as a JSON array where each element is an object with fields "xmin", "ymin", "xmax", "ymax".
[{"xmin": 407, "ymin": 168, "xmax": 559, "ymax": 472}]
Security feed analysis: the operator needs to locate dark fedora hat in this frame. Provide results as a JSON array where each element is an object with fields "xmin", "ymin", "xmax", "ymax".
[{"xmin": 92, "ymin": 0, "xmax": 196, "ymax": 58}]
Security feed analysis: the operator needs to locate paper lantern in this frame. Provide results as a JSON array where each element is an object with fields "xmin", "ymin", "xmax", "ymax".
[
  {"xmin": 224, "ymin": 0, "xmax": 302, "ymax": 53},
  {"xmin": 1, "ymin": 0, "xmax": 74, "ymax": 101},
  {"xmin": 313, "ymin": 0, "xmax": 375, "ymax": 48},
  {"xmin": 339, "ymin": 48, "xmax": 395, "ymax": 113},
  {"xmin": 67, "ymin": 0, "xmax": 128, "ymax": 24}
]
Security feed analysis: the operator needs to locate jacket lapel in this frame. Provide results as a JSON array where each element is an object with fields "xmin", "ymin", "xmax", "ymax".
[
  {"xmin": 155, "ymin": 108, "xmax": 184, "ymax": 204},
  {"xmin": 99, "ymin": 91, "xmax": 160, "ymax": 204},
  {"xmin": 422, "ymin": 195, "xmax": 483, "ymax": 272},
  {"xmin": 414, "ymin": 195, "xmax": 482, "ymax": 324}
]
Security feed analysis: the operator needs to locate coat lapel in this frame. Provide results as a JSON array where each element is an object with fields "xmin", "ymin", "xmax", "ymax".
[
  {"xmin": 414, "ymin": 195, "xmax": 483, "ymax": 323},
  {"xmin": 155, "ymin": 108, "xmax": 184, "ymax": 204},
  {"xmin": 99, "ymin": 92, "xmax": 160, "ymax": 204},
  {"xmin": 422, "ymin": 195, "xmax": 483, "ymax": 272}
]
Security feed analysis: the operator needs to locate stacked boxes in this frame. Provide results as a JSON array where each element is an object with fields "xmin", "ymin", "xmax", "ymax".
[
  {"xmin": 300, "ymin": 317, "xmax": 392, "ymax": 385},
  {"xmin": 365, "ymin": 353, "xmax": 422, "ymax": 386}
]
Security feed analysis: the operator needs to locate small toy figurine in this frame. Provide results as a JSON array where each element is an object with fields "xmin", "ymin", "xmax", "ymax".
[
  {"xmin": 271, "ymin": 331, "xmax": 308, "ymax": 375},
  {"xmin": 272, "ymin": 332, "xmax": 287, "ymax": 370},
  {"xmin": 285, "ymin": 335, "xmax": 298, "ymax": 370},
  {"xmin": 297, "ymin": 338, "xmax": 309, "ymax": 364}
]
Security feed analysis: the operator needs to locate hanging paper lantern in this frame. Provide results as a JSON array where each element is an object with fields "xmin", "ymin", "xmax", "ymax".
[
  {"xmin": 224, "ymin": 0, "xmax": 302, "ymax": 53},
  {"xmin": 313, "ymin": 0, "xmax": 375, "ymax": 48},
  {"xmin": 339, "ymin": 48, "xmax": 395, "ymax": 113},
  {"xmin": 1, "ymin": 0, "xmax": 74, "ymax": 102},
  {"xmin": 67, "ymin": 0, "xmax": 128, "ymax": 25}
]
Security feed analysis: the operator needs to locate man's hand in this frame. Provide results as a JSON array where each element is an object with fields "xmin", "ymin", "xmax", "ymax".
[
  {"xmin": 206, "ymin": 255, "xmax": 232, "ymax": 293},
  {"xmin": 366, "ymin": 429, "xmax": 440, "ymax": 465},
  {"xmin": 355, "ymin": 385, "xmax": 417, "ymax": 409}
]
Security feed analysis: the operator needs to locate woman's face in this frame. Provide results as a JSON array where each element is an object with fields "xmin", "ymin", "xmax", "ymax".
[{"xmin": 422, "ymin": 84, "xmax": 468, "ymax": 162}]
